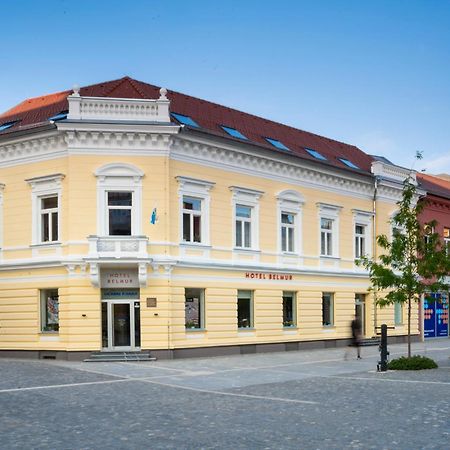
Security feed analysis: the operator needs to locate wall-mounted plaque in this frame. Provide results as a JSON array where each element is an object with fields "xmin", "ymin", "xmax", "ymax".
[{"xmin": 146, "ymin": 297, "xmax": 157, "ymax": 307}]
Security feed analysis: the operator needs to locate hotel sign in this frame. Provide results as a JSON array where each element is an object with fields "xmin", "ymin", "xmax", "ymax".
[
  {"xmin": 245, "ymin": 272, "xmax": 293, "ymax": 281},
  {"xmin": 100, "ymin": 269, "xmax": 140, "ymax": 288}
]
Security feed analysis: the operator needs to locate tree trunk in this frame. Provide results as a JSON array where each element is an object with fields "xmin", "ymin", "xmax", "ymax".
[{"xmin": 407, "ymin": 296, "xmax": 412, "ymax": 358}]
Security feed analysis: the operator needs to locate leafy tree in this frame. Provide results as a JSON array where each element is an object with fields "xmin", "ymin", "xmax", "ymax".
[{"xmin": 359, "ymin": 174, "xmax": 450, "ymax": 358}]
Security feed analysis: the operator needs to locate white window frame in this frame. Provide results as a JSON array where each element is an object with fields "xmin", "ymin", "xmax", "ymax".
[
  {"xmin": 230, "ymin": 186, "xmax": 264, "ymax": 251},
  {"xmin": 277, "ymin": 190, "xmax": 304, "ymax": 255},
  {"xmin": 282, "ymin": 291, "xmax": 297, "ymax": 327},
  {"xmin": 95, "ymin": 163, "xmax": 144, "ymax": 236},
  {"xmin": 185, "ymin": 288, "xmax": 205, "ymax": 330},
  {"xmin": 352, "ymin": 210, "xmax": 373, "ymax": 260},
  {"xmin": 394, "ymin": 301, "xmax": 403, "ymax": 325},
  {"xmin": 237, "ymin": 289, "xmax": 254, "ymax": 329},
  {"xmin": 317, "ymin": 203, "xmax": 341, "ymax": 258},
  {"xmin": 322, "ymin": 292, "xmax": 334, "ymax": 326},
  {"xmin": 176, "ymin": 176, "xmax": 215, "ymax": 246},
  {"xmin": 40, "ymin": 288, "xmax": 59, "ymax": 333},
  {"xmin": 26, "ymin": 174, "xmax": 64, "ymax": 245}
]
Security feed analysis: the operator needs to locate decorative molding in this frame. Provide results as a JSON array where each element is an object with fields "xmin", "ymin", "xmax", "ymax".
[
  {"xmin": 171, "ymin": 136, "xmax": 376, "ymax": 201},
  {"xmin": 0, "ymin": 132, "xmax": 67, "ymax": 168},
  {"xmin": 67, "ymin": 89, "xmax": 170, "ymax": 122},
  {"xmin": 371, "ymin": 160, "xmax": 416, "ymax": 185}
]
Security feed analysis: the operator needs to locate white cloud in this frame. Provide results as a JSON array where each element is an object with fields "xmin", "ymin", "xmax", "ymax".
[{"xmin": 422, "ymin": 153, "xmax": 450, "ymax": 175}]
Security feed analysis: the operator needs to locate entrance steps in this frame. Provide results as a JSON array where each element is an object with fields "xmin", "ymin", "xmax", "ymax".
[{"xmin": 84, "ymin": 351, "xmax": 156, "ymax": 362}]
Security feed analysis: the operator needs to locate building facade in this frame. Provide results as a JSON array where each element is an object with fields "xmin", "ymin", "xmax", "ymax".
[
  {"xmin": 417, "ymin": 174, "xmax": 450, "ymax": 339},
  {"xmin": 0, "ymin": 77, "xmax": 419, "ymax": 359}
]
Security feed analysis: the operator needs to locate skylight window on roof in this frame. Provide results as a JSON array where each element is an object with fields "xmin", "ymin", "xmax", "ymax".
[
  {"xmin": 171, "ymin": 112, "xmax": 199, "ymax": 128},
  {"xmin": 221, "ymin": 125, "xmax": 248, "ymax": 140},
  {"xmin": 265, "ymin": 138, "xmax": 290, "ymax": 151},
  {"xmin": 49, "ymin": 111, "xmax": 68, "ymax": 122},
  {"xmin": 339, "ymin": 158, "xmax": 360, "ymax": 169},
  {"xmin": 0, "ymin": 120, "xmax": 19, "ymax": 132},
  {"xmin": 305, "ymin": 148, "xmax": 327, "ymax": 161}
]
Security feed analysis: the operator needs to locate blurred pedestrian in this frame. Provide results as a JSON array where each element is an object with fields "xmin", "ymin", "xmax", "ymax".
[{"xmin": 345, "ymin": 315, "xmax": 362, "ymax": 360}]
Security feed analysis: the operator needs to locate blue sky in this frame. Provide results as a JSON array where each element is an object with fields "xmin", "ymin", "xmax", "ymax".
[{"xmin": 1, "ymin": 0, "xmax": 450, "ymax": 173}]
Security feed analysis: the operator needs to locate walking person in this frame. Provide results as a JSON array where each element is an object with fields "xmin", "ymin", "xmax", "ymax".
[{"xmin": 345, "ymin": 315, "xmax": 362, "ymax": 360}]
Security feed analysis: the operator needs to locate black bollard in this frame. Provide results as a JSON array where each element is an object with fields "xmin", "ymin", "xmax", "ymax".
[{"xmin": 378, "ymin": 324, "xmax": 389, "ymax": 372}]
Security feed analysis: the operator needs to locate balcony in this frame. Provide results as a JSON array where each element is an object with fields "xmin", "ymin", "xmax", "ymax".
[{"xmin": 87, "ymin": 236, "xmax": 149, "ymax": 259}]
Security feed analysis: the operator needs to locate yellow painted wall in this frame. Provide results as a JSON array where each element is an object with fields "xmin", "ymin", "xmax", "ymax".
[{"xmin": 0, "ymin": 151, "xmax": 420, "ymax": 353}]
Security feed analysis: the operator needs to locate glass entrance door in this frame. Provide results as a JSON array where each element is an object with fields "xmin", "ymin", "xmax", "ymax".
[
  {"xmin": 355, "ymin": 294, "xmax": 365, "ymax": 336},
  {"xmin": 102, "ymin": 300, "xmax": 141, "ymax": 351}
]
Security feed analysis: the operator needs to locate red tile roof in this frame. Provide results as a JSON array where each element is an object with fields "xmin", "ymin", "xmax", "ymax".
[
  {"xmin": 418, "ymin": 173, "xmax": 450, "ymax": 200},
  {"xmin": 0, "ymin": 76, "xmax": 374, "ymax": 174}
]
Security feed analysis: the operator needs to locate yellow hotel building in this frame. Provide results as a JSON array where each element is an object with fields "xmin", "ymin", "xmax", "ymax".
[{"xmin": 0, "ymin": 77, "xmax": 419, "ymax": 360}]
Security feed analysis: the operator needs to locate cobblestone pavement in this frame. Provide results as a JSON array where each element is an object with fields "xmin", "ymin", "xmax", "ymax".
[{"xmin": 0, "ymin": 340, "xmax": 449, "ymax": 449}]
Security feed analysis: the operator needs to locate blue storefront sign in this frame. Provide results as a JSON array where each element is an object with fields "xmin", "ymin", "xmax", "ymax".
[{"xmin": 424, "ymin": 293, "xmax": 449, "ymax": 338}]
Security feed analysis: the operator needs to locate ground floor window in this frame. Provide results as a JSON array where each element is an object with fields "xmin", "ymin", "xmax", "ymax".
[
  {"xmin": 322, "ymin": 293, "xmax": 334, "ymax": 326},
  {"xmin": 185, "ymin": 288, "xmax": 205, "ymax": 329},
  {"xmin": 394, "ymin": 301, "xmax": 403, "ymax": 325},
  {"xmin": 238, "ymin": 290, "xmax": 253, "ymax": 328},
  {"xmin": 40, "ymin": 289, "xmax": 59, "ymax": 332},
  {"xmin": 283, "ymin": 291, "xmax": 296, "ymax": 327}
]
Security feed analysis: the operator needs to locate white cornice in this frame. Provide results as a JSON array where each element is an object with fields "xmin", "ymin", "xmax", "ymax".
[
  {"xmin": 0, "ymin": 131, "xmax": 66, "ymax": 168},
  {"xmin": 171, "ymin": 135, "xmax": 377, "ymax": 201}
]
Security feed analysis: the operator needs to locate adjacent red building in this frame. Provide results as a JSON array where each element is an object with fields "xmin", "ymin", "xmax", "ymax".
[{"xmin": 417, "ymin": 173, "xmax": 450, "ymax": 338}]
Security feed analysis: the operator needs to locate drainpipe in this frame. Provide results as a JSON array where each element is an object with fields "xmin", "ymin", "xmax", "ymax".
[{"xmin": 372, "ymin": 176, "xmax": 379, "ymax": 336}]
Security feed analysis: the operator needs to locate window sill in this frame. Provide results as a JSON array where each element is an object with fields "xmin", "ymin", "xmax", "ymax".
[
  {"xmin": 238, "ymin": 327, "xmax": 255, "ymax": 331},
  {"xmin": 322, "ymin": 326, "xmax": 336, "ymax": 332},
  {"xmin": 185, "ymin": 328, "xmax": 206, "ymax": 332},
  {"xmin": 283, "ymin": 326, "xmax": 298, "ymax": 329},
  {"xmin": 281, "ymin": 251, "xmax": 299, "ymax": 256},
  {"xmin": 31, "ymin": 242, "xmax": 62, "ymax": 248},
  {"xmin": 39, "ymin": 331, "xmax": 59, "ymax": 335},
  {"xmin": 319, "ymin": 255, "xmax": 340, "ymax": 260},
  {"xmin": 180, "ymin": 242, "xmax": 211, "ymax": 249},
  {"xmin": 233, "ymin": 247, "xmax": 261, "ymax": 254}
]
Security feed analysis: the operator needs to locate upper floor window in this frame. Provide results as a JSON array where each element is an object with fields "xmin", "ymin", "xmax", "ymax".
[
  {"xmin": 183, "ymin": 196, "xmax": 202, "ymax": 243},
  {"xmin": 444, "ymin": 227, "xmax": 450, "ymax": 255},
  {"xmin": 320, "ymin": 218, "xmax": 334, "ymax": 256},
  {"xmin": 95, "ymin": 163, "xmax": 144, "ymax": 237},
  {"xmin": 353, "ymin": 209, "xmax": 373, "ymax": 260},
  {"xmin": 355, "ymin": 224, "xmax": 366, "ymax": 258},
  {"xmin": 108, "ymin": 192, "xmax": 132, "ymax": 236},
  {"xmin": 177, "ymin": 176, "xmax": 215, "ymax": 245},
  {"xmin": 230, "ymin": 186, "xmax": 263, "ymax": 251},
  {"xmin": 317, "ymin": 203, "xmax": 341, "ymax": 258},
  {"xmin": 40, "ymin": 196, "xmax": 59, "ymax": 242},
  {"xmin": 281, "ymin": 212, "xmax": 296, "ymax": 252},
  {"xmin": 277, "ymin": 190, "xmax": 304, "ymax": 255},
  {"xmin": 235, "ymin": 205, "xmax": 252, "ymax": 248},
  {"xmin": 26, "ymin": 173, "xmax": 64, "ymax": 245}
]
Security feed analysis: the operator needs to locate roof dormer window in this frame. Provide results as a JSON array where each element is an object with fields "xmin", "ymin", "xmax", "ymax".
[
  {"xmin": 0, "ymin": 120, "xmax": 20, "ymax": 132},
  {"xmin": 171, "ymin": 112, "xmax": 199, "ymax": 128},
  {"xmin": 339, "ymin": 158, "xmax": 360, "ymax": 169},
  {"xmin": 221, "ymin": 125, "xmax": 247, "ymax": 140},
  {"xmin": 265, "ymin": 137, "xmax": 290, "ymax": 151},
  {"xmin": 305, "ymin": 148, "xmax": 327, "ymax": 161}
]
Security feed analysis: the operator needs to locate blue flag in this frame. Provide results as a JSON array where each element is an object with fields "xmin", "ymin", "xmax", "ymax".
[{"xmin": 150, "ymin": 208, "xmax": 157, "ymax": 224}]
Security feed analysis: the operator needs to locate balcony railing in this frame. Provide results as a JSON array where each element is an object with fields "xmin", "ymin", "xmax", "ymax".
[{"xmin": 87, "ymin": 236, "xmax": 149, "ymax": 259}]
